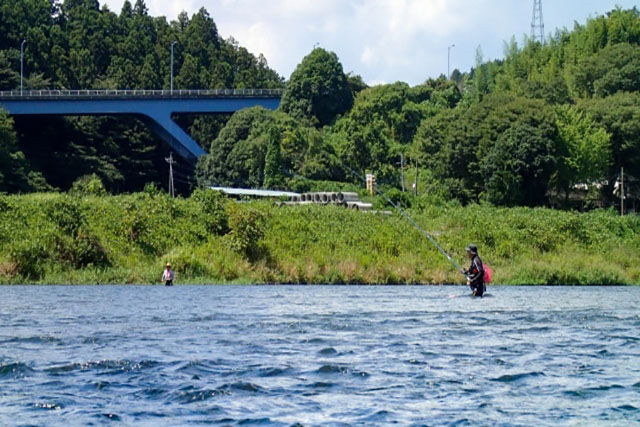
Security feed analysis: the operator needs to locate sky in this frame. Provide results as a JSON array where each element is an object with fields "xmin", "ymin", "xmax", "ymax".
[{"xmin": 101, "ymin": 0, "xmax": 639, "ymax": 86}]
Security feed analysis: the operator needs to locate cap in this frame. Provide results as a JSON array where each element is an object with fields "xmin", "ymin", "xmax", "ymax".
[{"xmin": 465, "ymin": 244, "xmax": 478, "ymax": 254}]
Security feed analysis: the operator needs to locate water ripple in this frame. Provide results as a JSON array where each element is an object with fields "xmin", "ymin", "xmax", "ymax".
[{"xmin": 0, "ymin": 285, "xmax": 638, "ymax": 424}]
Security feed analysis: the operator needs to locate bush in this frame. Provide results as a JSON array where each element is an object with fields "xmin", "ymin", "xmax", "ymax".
[
  {"xmin": 70, "ymin": 174, "xmax": 107, "ymax": 196},
  {"xmin": 45, "ymin": 196, "xmax": 84, "ymax": 235},
  {"xmin": 9, "ymin": 235, "xmax": 51, "ymax": 279},
  {"xmin": 54, "ymin": 228, "xmax": 110, "ymax": 269},
  {"xmin": 374, "ymin": 186, "xmax": 413, "ymax": 210},
  {"xmin": 190, "ymin": 189, "xmax": 229, "ymax": 235},
  {"xmin": 226, "ymin": 202, "xmax": 267, "ymax": 260}
]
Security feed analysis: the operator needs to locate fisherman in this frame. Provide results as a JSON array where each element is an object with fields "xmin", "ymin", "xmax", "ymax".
[
  {"xmin": 461, "ymin": 244, "xmax": 485, "ymax": 297},
  {"xmin": 162, "ymin": 263, "xmax": 175, "ymax": 286}
]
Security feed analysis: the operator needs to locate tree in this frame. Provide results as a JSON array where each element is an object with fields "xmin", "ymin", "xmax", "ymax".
[
  {"xmin": 570, "ymin": 43, "xmax": 640, "ymax": 98},
  {"xmin": 280, "ymin": 48, "xmax": 353, "ymax": 126},
  {"xmin": 0, "ymin": 109, "xmax": 50, "ymax": 192},
  {"xmin": 481, "ymin": 122, "xmax": 557, "ymax": 206},
  {"xmin": 577, "ymin": 92, "xmax": 640, "ymax": 187},
  {"xmin": 196, "ymin": 107, "xmax": 275, "ymax": 187},
  {"xmin": 472, "ymin": 46, "xmax": 489, "ymax": 102},
  {"xmin": 553, "ymin": 105, "xmax": 611, "ymax": 201},
  {"xmin": 0, "ymin": 51, "xmax": 19, "ymax": 90},
  {"xmin": 414, "ymin": 95, "xmax": 557, "ymax": 205},
  {"xmin": 176, "ymin": 53, "xmax": 199, "ymax": 89},
  {"xmin": 263, "ymin": 126, "xmax": 285, "ymax": 189}
]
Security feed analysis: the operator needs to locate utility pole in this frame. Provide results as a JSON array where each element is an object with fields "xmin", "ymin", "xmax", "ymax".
[
  {"xmin": 170, "ymin": 40, "xmax": 177, "ymax": 94},
  {"xmin": 414, "ymin": 158, "xmax": 419, "ymax": 196},
  {"xmin": 400, "ymin": 153, "xmax": 405, "ymax": 192},
  {"xmin": 20, "ymin": 39, "xmax": 26, "ymax": 95},
  {"xmin": 621, "ymin": 166, "xmax": 624, "ymax": 216},
  {"xmin": 531, "ymin": 0, "xmax": 545, "ymax": 44},
  {"xmin": 447, "ymin": 44, "xmax": 455, "ymax": 79},
  {"xmin": 166, "ymin": 152, "xmax": 176, "ymax": 198}
]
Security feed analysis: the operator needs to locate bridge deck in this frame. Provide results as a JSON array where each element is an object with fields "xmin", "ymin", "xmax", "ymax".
[
  {"xmin": 0, "ymin": 89, "xmax": 283, "ymax": 163},
  {"xmin": 0, "ymin": 89, "xmax": 284, "ymax": 99}
]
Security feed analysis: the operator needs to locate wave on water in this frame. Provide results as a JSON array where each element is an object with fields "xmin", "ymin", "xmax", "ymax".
[
  {"xmin": 317, "ymin": 347, "xmax": 338, "ymax": 356},
  {"xmin": 45, "ymin": 359, "xmax": 159, "ymax": 375},
  {"xmin": 316, "ymin": 364, "xmax": 370, "ymax": 378},
  {"xmin": 492, "ymin": 371, "xmax": 546, "ymax": 382},
  {"xmin": 257, "ymin": 366, "xmax": 292, "ymax": 377},
  {"xmin": 170, "ymin": 382, "xmax": 264, "ymax": 404},
  {"xmin": 32, "ymin": 402, "xmax": 63, "ymax": 411},
  {"xmin": 0, "ymin": 362, "xmax": 35, "ymax": 378},
  {"xmin": 0, "ymin": 335, "xmax": 62, "ymax": 345},
  {"xmin": 564, "ymin": 383, "xmax": 627, "ymax": 398},
  {"xmin": 1, "ymin": 285, "xmax": 639, "ymax": 425},
  {"xmin": 613, "ymin": 404, "xmax": 638, "ymax": 412}
]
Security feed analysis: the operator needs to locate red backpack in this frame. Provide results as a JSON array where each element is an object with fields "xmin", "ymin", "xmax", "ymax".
[{"xmin": 483, "ymin": 264, "xmax": 493, "ymax": 284}]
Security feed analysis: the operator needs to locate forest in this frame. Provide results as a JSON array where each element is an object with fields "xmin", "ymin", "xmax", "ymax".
[
  {"xmin": 1, "ymin": 2, "xmax": 640, "ymax": 211},
  {"xmin": 0, "ymin": 0, "xmax": 283, "ymax": 193}
]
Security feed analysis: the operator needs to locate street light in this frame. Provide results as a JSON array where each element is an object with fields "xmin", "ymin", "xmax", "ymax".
[
  {"xmin": 447, "ymin": 44, "xmax": 455, "ymax": 79},
  {"xmin": 170, "ymin": 40, "xmax": 177, "ymax": 93},
  {"xmin": 20, "ymin": 39, "xmax": 26, "ymax": 95}
]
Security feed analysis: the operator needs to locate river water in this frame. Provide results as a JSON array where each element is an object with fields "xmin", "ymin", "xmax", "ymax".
[{"xmin": 0, "ymin": 285, "xmax": 639, "ymax": 425}]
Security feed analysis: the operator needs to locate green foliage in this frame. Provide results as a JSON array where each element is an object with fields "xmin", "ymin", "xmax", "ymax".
[
  {"xmin": 263, "ymin": 126, "xmax": 285, "ymax": 189},
  {"xmin": 553, "ymin": 106, "xmax": 611, "ymax": 199},
  {"xmin": 571, "ymin": 43, "xmax": 640, "ymax": 98},
  {"xmin": 196, "ymin": 107, "xmax": 273, "ymax": 188},
  {"xmin": 46, "ymin": 195, "xmax": 84, "ymax": 235},
  {"xmin": 0, "ymin": 193, "xmax": 638, "ymax": 284},
  {"xmin": 414, "ymin": 95, "xmax": 557, "ymax": 206},
  {"xmin": 0, "ymin": 1, "xmax": 283, "ymax": 194},
  {"xmin": 375, "ymin": 187, "xmax": 413, "ymax": 210},
  {"xmin": 577, "ymin": 92, "xmax": 640, "ymax": 183},
  {"xmin": 481, "ymin": 122, "xmax": 557, "ymax": 206},
  {"xmin": 3, "ymin": 4, "xmax": 640, "ymax": 215},
  {"xmin": 70, "ymin": 173, "xmax": 108, "ymax": 196},
  {"xmin": 190, "ymin": 188, "xmax": 229, "ymax": 235},
  {"xmin": 280, "ymin": 48, "xmax": 353, "ymax": 126},
  {"xmin": 0, "ymin": 109, "xmax": 50, "ymax": 193},
  {"xmin": 196, "ymin": 108, "xmax": 341, "ymax": 188},
  {"xmin": 226, "ymin": 201, "xmax": 267, "ymax": 260},
  {"xmin": 329, "ymin": 79, "xmax": 460, "ymax": 185}
]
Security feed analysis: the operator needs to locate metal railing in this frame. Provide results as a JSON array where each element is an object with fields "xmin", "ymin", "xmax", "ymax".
[{"xmin": 0, "ymin": 88, "xmax": 284, "ymax": 99}]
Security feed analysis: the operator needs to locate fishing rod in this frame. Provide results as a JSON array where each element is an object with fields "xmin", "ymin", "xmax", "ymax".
[{"xmin": 331, "ymin": 154, "xmax": 464, "ymax": 274}]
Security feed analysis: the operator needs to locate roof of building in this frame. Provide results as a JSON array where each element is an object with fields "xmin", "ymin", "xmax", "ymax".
[{"xmin": 209, "ymin": 187, "xmax": 299, "ymax": 198}]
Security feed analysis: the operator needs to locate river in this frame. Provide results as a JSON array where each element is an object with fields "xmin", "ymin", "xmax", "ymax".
[{"xmin": 0, "ymin": 285, "xmax": 639, "ymax": 425}]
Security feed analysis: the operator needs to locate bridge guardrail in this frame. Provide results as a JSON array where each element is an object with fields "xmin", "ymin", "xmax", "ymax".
[{"xmin": 0, "ymin": 88, "xmax": 284, "ymax": 99}]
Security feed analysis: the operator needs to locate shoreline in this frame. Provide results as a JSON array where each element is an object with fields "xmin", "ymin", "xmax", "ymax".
[{"xmin": 1, "ymin": 192, "xmax": 639, "ymax": 286}]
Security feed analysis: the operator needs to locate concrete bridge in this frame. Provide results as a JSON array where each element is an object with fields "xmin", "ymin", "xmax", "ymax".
[{"xmin": 0, "ymin": 89, "xmax": 283, "ymax": 164}]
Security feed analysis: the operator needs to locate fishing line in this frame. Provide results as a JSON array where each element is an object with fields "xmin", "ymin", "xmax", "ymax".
[{"xmin": 329, "ymin": 153, "xmax": 464, "ymax": 273}]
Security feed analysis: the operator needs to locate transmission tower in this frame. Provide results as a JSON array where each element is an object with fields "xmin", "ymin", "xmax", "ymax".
[{"xmin": 531, "ymin": 0, "xmax": 545, "ymax": 44}]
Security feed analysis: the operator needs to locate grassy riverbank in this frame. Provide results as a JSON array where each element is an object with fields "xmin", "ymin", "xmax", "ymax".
[{"xmin": 0, "ymin": 191, "xmax": 639, "ymax": 285}]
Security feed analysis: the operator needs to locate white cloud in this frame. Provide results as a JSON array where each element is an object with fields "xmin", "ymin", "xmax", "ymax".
[
  {"xmin": 101, "ymin": 0, "xmax": 640, "ymax": 85},
  {"xmin": 224, "ymin": 21, "xmax": 281, "ymax": 65},
  {"xmin": 360, "ymin": 46, "xmax": 374, "ymax": 65},
  {"xmin": 149, "ymin": 0, "xmax": 197, "ymax": 18}
]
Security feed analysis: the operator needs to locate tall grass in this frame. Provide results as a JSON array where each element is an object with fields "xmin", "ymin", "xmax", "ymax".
[{"xmin": 0, "ymin": 191, "xmax": 638, "ymax": 284}]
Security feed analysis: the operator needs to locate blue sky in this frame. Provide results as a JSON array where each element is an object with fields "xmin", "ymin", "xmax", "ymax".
[{"xmin": 102, "ymin": 0, "xmax": 639, "ymax": 86}]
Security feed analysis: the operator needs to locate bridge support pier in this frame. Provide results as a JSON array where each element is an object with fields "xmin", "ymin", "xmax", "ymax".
[{"xmin": 140, "ymin": 112, "xmax": 205, "ymax": 164}]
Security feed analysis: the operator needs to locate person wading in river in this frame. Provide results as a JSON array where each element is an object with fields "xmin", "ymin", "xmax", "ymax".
[
  {"xmin": 461, "ymin": 244, "xmax": 485, "ymax": 297},
  {"xmin": 162, "ymin": 263, "xmax": 175, "ymax": 286}
]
